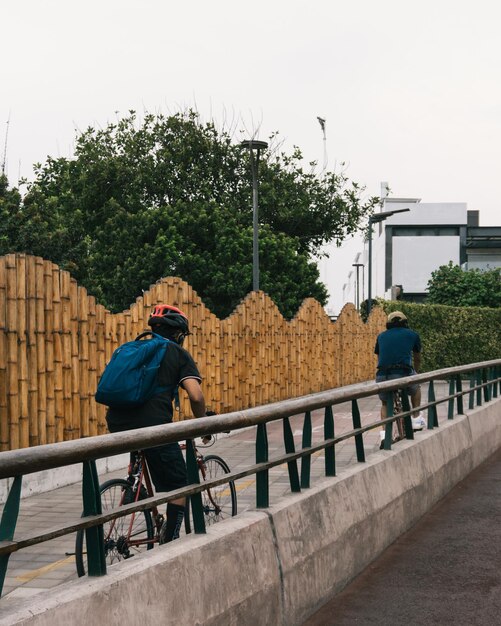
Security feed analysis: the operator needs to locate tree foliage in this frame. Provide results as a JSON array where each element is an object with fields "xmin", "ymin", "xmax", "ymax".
[
  {"xmin": 426, "ymin": 262, "xmax": 501, "ymax": 308},
  {"xmin": 0, "ymin": 174, "xmax": 22, "ymax": 251},
  {"xmin": 0, "ymin": 110, "xmax": 377, "ymax": 318}
]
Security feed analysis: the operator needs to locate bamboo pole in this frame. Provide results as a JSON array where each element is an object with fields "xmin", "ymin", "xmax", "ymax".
[
  {"xmin": 6, "ymin": 255, "xmax": 20, "ymax": 450},
  {"xmin": 78, "ymin": 286, "xmax": 90, "ymax": 438},
  {"xmin": 26, "ymin": 256, "xmax": 39, "ymax": 447},
  {"xmin": 43, "ymin": 260, "xmax": 55, "ymax": 443},
  {"xmin": 0, "ymin": 257, "xmax": 8, "ymax": 451},
  {"xmin": 35, "ymin": 257, "xmax": 46, "ymax": 445},
  {"xmin": 52, "ymin": 264, "xmax": 65, "ymax": 442},
  {"xmin": 15, "ymin": 256, "xmax": 30, "ymax": 449},
  {"xmin": 60, "ymin": 270, "xmax": 74, "ymax": 439},
  {"xmin": 70, "ymin": 277, "xmax": 80, "ymax": 440}
]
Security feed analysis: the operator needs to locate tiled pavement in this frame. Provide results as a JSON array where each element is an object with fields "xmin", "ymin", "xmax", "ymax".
[{"xmin": 0, "ymin": 383, "xmax": 451, "ymax": 614}]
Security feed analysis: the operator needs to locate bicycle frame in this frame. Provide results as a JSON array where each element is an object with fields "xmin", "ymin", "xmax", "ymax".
[{"xmin": 105, "ymin": 452, "xmax": 161, "ymax": 550}]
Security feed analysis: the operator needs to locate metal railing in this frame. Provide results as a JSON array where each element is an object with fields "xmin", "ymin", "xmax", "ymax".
[{"xmin": 0, "ymin": 360, "xmax": 500, "ymax": 595}]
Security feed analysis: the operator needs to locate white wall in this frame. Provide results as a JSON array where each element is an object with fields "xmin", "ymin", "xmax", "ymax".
[
  {"xmin": 466, "ymin": 252, "xmax": 501, "ymax": 270},
  {"xmin": 383, "ymin": 201, "xmax": 467, "ymax": 226},
  {"xmin": 392, "ymin": 236, "xmax": 460, "ymax": 292}
]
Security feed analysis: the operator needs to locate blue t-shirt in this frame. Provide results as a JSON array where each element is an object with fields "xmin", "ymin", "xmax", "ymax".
[{"xmin": 374, "ymin": 327, "xmax": 421, "ymax": 370}]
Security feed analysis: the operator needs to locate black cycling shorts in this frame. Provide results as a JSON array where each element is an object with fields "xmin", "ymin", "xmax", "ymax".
[{"xmin": 144, "ymin": 442, "xmax": 188, "ymax": 492}]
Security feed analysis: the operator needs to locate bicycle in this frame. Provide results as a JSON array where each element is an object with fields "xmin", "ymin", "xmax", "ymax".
[
  {"xmin": 392, "ymin": 387, "xmax": 406, "ymax": 440},
  {"xmin": 74, "ymin": 436, "xmax": 237, "ymax": 577},
  {"xmin": 379, "ymin": 387, "xmax": 411, "ymax": 450}
]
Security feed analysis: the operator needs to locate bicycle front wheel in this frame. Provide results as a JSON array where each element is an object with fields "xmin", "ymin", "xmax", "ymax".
[
  {"xmin": 75, "ymin": 478, "xmax": 154, "ymax": 577},
  {"xmin": 185, "ymin": 455, "xmax": 237, "ymax": 533}
]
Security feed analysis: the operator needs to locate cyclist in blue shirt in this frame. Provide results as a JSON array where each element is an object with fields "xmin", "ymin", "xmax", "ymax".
[{"xmin": 375, "ymin": 311, "xmax": 425, "ymax": 444}]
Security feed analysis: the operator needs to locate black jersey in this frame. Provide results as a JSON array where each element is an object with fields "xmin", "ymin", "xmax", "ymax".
[{"xmin": 106, "ymin": 341, "xmax": 201, "ymax": 432}]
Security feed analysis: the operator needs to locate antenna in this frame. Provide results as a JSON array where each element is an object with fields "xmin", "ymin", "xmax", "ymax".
[
  {"xmin": 317, "ymin": 116, "xmax": 327, "ymax": 174},
  {"xmin": 1, "ymin": 114, "xmax": 10, "ymax": 176}
]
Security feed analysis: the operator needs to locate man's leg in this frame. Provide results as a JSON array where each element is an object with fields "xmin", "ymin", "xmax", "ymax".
[
  {"xmin": 144, "ymin": 443, "xmax": 188, "ymax": 543},
  {"xmin": 379, "ymin": 399, "xmax": 388, "ymax": 448},
  {"xmin": 410, "ymin": 386, "xmax": 425, "ymax": 430},
  {"xmin": 410, "ymin": 387, "xmax": 422, "ymax": 412},
  {"xmin": 163, "ymin": 497, "xmax": 186, "ymax": 543}
]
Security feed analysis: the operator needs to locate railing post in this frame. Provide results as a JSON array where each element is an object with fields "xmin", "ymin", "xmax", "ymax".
[
  {"xmin": 256, "ymin": 423, "xmax": 269, "ymax": 508},
  {"xmin": 427, "ymin": 381, "xmax": 438, "ymax": 428},
  {"xmin": 82, "ymin": 460, "xmax": 106, "ymax": 576},
  {"xmin": 300, "ymin": 411, "xmax": 312, "ymax": 489},
  {"xmin": 351, "ymin": 400, "xmax": 365, "ymax": 462},
  {"xmin": 476, "ymin": 370, "xmax": 483, "ymax": 406},
  {"xmin": 469, "ymin": 375, "xmax": 475, "ymax": 410},
  {"xmin": 448, "ymin": 379, "xmax": 455, "ymax": 419},
  {"xmin": 0, "ymin": 476, "xmax": 22, "ymax": 597},
  {"xmin": 283, "ymin": 417, "xmax": 301, "ymax": 493},
  {"xmin": 456, "ymin": 375, "xmax": 464, "ymax": 415},
  {"xmin": 185, "ymin": 440, "xmax": 205, "ymax": 534},
  {"xmin": 401, "ymin": 392, "xmax": 414, "ymax": 439},
  {"xmin": 493, "ymin": 367, "xmax": 499, "ymax": 399},
  {"xmin": 324, "ymin": 405, "xmax": 336, "ymax": 476},
  {"xmin": 483, "ymin": 369, "xmax": 490, "ymax": 403},
  {"xmin": 384, "ymin": 396, "xmax": 394, "ymax": 450}
]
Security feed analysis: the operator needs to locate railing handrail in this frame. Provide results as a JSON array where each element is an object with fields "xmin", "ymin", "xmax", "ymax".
[{"xmin": 0, "ymin": 359, "xmax": 500, "ymax": 480}]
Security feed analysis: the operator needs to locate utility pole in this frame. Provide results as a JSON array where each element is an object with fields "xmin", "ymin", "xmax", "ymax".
[
  {"xmin": 352, "ymin": 263, "xmax": 364, "ymax": 311},
  {"xmin": 1, "ymin": 115, "xmax": 10, "ymax": 176},
  {"xmin": 240, "ymin": 140, "xmax": 268, "ymax": 292}
]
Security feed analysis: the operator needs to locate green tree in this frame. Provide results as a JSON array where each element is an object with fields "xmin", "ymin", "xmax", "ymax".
[
  {"xmin": 1, "ymin": 110, "xmax": 377, "ymax": 318},
  {"xmin": 0, "ymin": 174, "xmax": 22, "ymax": 251},
  {"xmin": 426, "ymin": 261, "xmax": 501, "ymax": 308}
]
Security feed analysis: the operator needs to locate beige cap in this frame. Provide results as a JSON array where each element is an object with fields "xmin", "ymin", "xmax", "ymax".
[{"xmin": 387, "ymin": 310, "xmax": 407, "ymax": 322}]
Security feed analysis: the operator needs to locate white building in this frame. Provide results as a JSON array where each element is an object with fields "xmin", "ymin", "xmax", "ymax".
[{"xmin": 338, "ymin": 184, "xmax": 501, "ymax": 309}]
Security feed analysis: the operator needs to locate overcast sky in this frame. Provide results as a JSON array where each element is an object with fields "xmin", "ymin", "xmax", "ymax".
[{"xmin": 2, "ymin": 0, "xmax": 500, "ymax": 312}]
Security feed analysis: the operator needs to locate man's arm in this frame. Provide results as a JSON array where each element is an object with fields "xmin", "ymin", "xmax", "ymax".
[
  {"xmin": 413, "ymin": 351, "xmax": 421, "ymax": 373},
  {"xmin": 181, "ymin": 378, "xmax": 206, "ymax": 418}
]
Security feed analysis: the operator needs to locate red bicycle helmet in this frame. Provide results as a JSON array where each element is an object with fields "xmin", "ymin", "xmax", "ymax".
[{"xmin": 147, "ymin": 304, "xmax": 190, "ymax": 334}]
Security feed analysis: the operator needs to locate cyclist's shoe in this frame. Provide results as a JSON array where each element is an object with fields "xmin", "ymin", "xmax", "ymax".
[
  {"xmin": 379, "ymin": 430, "xmax": 385, "ymax": 450},
  {"xmin": 412, "ymin": 413, "xmax": 426, "ymax": 431}
]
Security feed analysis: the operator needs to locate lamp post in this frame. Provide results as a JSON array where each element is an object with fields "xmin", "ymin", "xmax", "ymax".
[
  {"xmin": 352, "ymin": 263, "xmax": 364, "ymax": 311},
  {"xmin": 367, "ymin": 208, "xmax": 410, "ymax": 316},
  {"xmin": 240, "ymin": 140, "xmax": 268, "ymax": 292}
]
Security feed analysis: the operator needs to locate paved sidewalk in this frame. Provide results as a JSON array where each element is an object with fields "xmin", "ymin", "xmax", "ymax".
[{"xmin": 0, "ymin": 384, "xmax": 449, "ymax": 614}]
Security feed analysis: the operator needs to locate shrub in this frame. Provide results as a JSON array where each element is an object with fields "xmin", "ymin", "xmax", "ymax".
[{"xmin": 378, "ymin": 301, "xmax": 501, "ymax": 372}]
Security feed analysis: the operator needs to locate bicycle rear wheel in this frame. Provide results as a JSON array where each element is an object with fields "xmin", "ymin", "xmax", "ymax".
[
  {"xmin": 75, "ymin": 478, "xmax": 154, "ymax": 577},
  {"xmin": 185, "ymin": 455, "xmax": 237, "ymax": 533},
  {"xmin": 393, "ymin": 390, "xmax": 405, "ymax": 440}
]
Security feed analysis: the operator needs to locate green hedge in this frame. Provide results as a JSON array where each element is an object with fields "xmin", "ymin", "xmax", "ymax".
[{"xmin": 378, "ymin": 301, "xmax": 501, "ymax": 372}]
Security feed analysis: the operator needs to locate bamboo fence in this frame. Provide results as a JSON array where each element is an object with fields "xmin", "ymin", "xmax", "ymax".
[{"xmin": 0, "ymin": 253, "xmax": 386, "ymax": 451}]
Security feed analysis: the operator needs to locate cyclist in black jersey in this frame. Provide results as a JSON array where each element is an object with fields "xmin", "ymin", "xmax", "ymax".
[{"xmin": 106, "ymin": 304, "xmax": 208, "ymax": 543}]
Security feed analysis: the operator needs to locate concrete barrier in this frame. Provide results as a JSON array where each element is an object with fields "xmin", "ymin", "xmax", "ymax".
[{"xmin": 2, "ymin": 399, "xmax": 500, "ymax": 626}]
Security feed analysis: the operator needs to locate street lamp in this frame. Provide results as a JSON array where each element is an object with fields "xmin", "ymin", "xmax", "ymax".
[
  {"xmin": 240, "ymin": 139, "xmax": 268, "ymax": 292},
  {"xmin": 367, "ymin": 208, "xmax": 410, "ymax": 316},
  {"xmin": 352, "ymin": 263, "xmax": 364, "ymax": 311}
]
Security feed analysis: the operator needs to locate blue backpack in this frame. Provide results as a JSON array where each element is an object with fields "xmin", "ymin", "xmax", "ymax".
[{"xmin": 95, "ymin": 331, "xmax": 172, "ymax": 408}]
